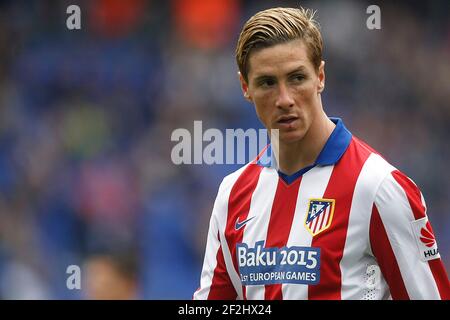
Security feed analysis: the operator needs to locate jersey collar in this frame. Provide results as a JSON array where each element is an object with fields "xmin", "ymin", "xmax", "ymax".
[
  {"xmin": 315, "ymin": 117, "xmax": 352, "ymax": 166},
  {"xmin": 256, "ymin": 117, "xmax": 352, "ymax": 171}
]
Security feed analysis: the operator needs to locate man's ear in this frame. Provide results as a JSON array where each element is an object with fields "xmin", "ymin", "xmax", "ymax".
[
  {"xmin": 238, "ymin": 72, "xmax": 253, "ymax": 102},
  {"xmin": 317, "ymin": 60, "xmax": 325, "ymax": 94}
]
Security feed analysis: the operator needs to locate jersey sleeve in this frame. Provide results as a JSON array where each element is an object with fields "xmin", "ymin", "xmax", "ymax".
[
  {"xmin": 369, "ymin": 169, "xmax": 450, "ymax": 299},
  {"xmin": 193, "ymin": 181, "xmax": 237, "ymax": 300}
]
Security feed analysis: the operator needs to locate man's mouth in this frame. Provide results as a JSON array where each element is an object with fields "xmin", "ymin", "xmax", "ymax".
[{"xmin": 277, "ymin": 115, "xmax": 298, "ymax": 125}]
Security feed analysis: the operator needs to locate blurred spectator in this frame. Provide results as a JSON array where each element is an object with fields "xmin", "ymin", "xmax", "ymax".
[{"xmin": 83, "ymin": 248, "xmax": 139, "ymax": 300}]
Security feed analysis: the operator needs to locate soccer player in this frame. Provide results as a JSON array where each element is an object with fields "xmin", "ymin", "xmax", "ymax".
[{"xmin": 193, "ymin": 7, "xmax": 450, "ymax": 300}]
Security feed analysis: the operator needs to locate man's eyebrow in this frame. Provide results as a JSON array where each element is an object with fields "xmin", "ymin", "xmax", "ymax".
[
  {"xmin": 253, "ymin": 66, "xmax": 308, "ymax": 81},
  {"xmin": 287, "ymin": 66, "xmax": 308, "ymax": 75},
  {"xmin": 253, "ymin": 74, "xmax": 274, "ymax": 82}
]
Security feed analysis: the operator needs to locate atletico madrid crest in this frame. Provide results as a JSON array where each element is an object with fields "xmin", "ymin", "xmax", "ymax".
[{"xmin": 305, "ymin": 199, "xmax": 335, "ymax": 236}]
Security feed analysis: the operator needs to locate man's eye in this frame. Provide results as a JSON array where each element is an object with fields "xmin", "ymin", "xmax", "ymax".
[
  {"xmin": 291, "ymin": 74, "xmax": 305, "ymax": 82},
  {"xmin": 259, "ymin": 79, "xmax": 275, "ymax": 87}
]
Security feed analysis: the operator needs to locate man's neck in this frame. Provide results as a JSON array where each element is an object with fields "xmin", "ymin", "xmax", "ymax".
[{"xmin": 276, "ymin": 113, "xmax": 336, "ymax": 175}]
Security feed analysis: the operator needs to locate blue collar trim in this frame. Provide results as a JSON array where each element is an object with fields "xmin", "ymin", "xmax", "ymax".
[
  {"xmin": 315, "ymin": 117, "xmax": 352, "ymax": 166},
  {"xmin": 256, "ymin": 117, "xmax": 352, "ymax": 184}
]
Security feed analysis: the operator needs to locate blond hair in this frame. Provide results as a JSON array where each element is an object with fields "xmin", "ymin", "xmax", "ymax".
[{"xmin": 236, "ymin": 7, "xmax": 323, "ymax": 82}]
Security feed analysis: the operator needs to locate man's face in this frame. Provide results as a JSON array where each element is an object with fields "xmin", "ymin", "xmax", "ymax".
[{"xmin": 240, "ymin": 39, "xmax": 325, "ymax": 144}]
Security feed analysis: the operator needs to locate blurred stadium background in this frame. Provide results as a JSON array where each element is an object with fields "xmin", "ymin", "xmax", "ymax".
[{"xmin": 0, "ymin": 0, "xmax": 448, "ymax": 299}]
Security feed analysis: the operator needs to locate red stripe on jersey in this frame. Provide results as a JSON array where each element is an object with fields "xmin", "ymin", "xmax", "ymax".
[
  {"xmin": 427, "ymin": 259, "xmax": 450, "ymax": 299},
  {"xmin": 208, "ymin": 232, "xmax": 238, "ymax": 299},
  {"xmin": 391, "ymin": 170, "xmax": 425, "ymax": 220},
  {"xmin": 369, "ymin": 204, "xmax": 409, "ymax": 299},
  {"xmin": 225, "ymin": 164, "xmax": 264, "ymax": 299},
  {"xmin": 391, "ymin": 170, "xmax": 450, "ymax": 298},
  {"xmin": 308, "ymin": 138, "xmax": 370, "ymax": 300},
  {"xmin": 264, "ymin": 178, "xmax": 302, "ymax": 300}
]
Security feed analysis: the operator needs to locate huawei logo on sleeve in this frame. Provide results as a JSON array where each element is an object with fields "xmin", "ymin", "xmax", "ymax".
[
  {"xmin": 419, "ymin": 221, "xmax": 436, "ymax": 248},
  {"xmin": 411, "ymin": 217, "xmax": 440, "ymax": 262}
]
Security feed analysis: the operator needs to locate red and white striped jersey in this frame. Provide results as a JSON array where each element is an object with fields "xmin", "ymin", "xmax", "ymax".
[{"xmin": 194, "ymin": 118, "xmax": 450, "ymax": 300}]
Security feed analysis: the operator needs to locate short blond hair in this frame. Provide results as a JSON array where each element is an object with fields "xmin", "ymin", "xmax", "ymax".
[{"xmin": 236, "ymin": 7, "xmax": 323, "ymax": 82}]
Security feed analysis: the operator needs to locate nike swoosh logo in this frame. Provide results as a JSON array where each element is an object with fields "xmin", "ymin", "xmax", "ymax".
[{"xmin": 235, "ymin": 216, "xmax": 255, "ymax": 230}]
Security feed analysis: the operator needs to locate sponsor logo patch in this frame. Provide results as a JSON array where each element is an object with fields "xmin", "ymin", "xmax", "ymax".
[
  {"xmin": 411, "ymin": 217, "xmax": 440, "ymax": 261},
  {"xmin": 237, "ymin": 241, "xmax": 320, "ymax": 286}
]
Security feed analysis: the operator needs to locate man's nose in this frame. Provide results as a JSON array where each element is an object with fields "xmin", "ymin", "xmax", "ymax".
[{"xmin": 275, "ymin": 83, "xmax": 295, "ymax": 110}]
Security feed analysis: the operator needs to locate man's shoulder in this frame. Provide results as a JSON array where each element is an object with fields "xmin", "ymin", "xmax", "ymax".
[
  {"xmin": 219, "ymin": 162, "xmax": 260, "ymax": 192},
  {"xmin": 211, "ymin": 163, "xmax": 259, "ymax": 213},
  {"xmin": 348, "ymin": 136, "xmax": 425, "ymax": 204},
  {"xmin": 350, "ymin": 136, "xmax": 395, "ymax": 171},
  {"xmin": 348, "ymin": 136, "xmax": 398, "ymax": 188}
]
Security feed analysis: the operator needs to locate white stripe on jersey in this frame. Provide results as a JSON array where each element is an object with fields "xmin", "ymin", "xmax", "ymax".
[
  {"xmin": 219, "ymin": 214, "xmax": 243, "ymax": 299},
  {"xmin": 375, "ymin": 173, "xmax": 441, "ymax": 299},
  {"xmin": 194, "ymin": 203, "xmax": 220, "ymax": 300},
  {"xmin": 340, "ymin": 154, "xmax": 392, "ymax": 299},
  {"xmin": 194, "ymin": 164, "xmax": 249, "ymax": 300},
  {"xmin": 242, "ymin": 168, "xmax": 279, "ymax": 300},
  {"xmin": 282, "ymin": 165, "xmax": 335, "ymax": 300}
]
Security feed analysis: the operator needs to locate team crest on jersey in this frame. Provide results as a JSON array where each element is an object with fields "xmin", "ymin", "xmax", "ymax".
[{"xmin": 305, "ymin": 199, "xmax": 335, "ymax": 236}]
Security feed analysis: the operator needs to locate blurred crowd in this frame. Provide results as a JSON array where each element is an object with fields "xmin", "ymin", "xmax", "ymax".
[{"xmin": 0, "ymin": 0, "xmax": 448, "ymax": 299}]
